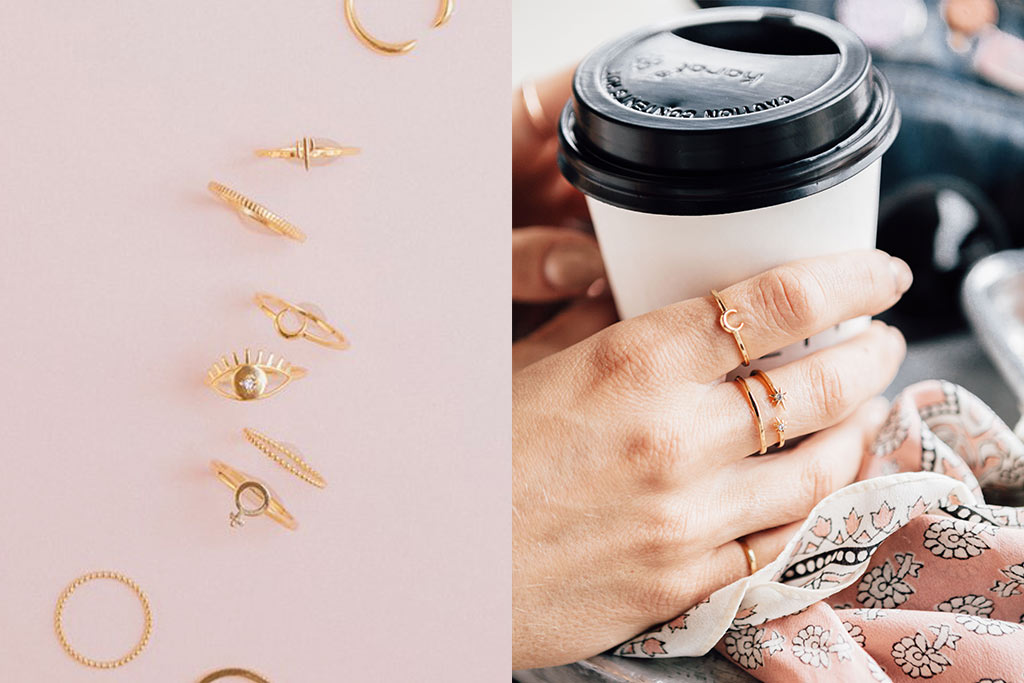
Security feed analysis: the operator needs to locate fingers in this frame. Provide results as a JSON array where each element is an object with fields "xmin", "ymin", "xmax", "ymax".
[
  {"xmin": 513, "ymin": 297, "xmax": 618, "ymax": 372},
  {"xmin": 641, "ymin": 250, "xmax": 913, "ymax": 382},
  {"xmin": 703, "ymin": 321, "xmax": 904, "ymax": 459},
  {"xmin": 514, "ymin": 64, "xmax": 576, "ymax": 142},
  {"xmin": 714, "ymin": 397, "xmax": 890, "ymax": 542},
  {"xmin": 513, "ymin": 227, "xmax": 606, "ymax": 302},
  {"xmin": 708, "ymin": 522, "xmax": 804, "ymax": 588}
]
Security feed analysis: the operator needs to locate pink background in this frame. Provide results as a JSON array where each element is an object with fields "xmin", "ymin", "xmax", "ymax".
[{"xmin": 0, "ymin": 0, "xmax": 508, "ymax": 680}]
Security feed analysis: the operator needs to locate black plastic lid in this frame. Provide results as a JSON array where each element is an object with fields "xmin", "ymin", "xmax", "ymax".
[{"xmin": 558, "ymin": 7, "xmax": 900, "ymax": 215}]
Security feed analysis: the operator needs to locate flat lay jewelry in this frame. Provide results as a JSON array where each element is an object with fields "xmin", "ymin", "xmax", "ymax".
[
  {"xmin": 711, "ymin": 289, "xmax": 750, "ymax": 367},
  {"xmin": 54, "ymin": 571, "xmax": 152, "ymax": 669},
  {"xmin": 520, "ymin": 80, "xmax": 549, "ymax": 137},
  {"xmin": 737, "ymin": 537, "xmax": 758, "ymax": 576},
  {"xmin": 206, "ymin": 349, "xmax": 307, "ymax": 401},
  {"xmin": 243, "ymin": 428, "xmax": 327, "ymax": 488},
  {"xmin": 344, "ymin": 0, "xmax": 454, "ymax": 55},
  {"xmin": 750, "ymin": 369, "xmax": 788, "ymax": 448},
  {"xmin": 211, "ymin": 460, "xmax": 298, "ymax": 530},
  {"xmin": 199, "ymin": 669, "xmax": 272, "ymax": 683},
  {"xmin": 254, "ymin": 292, "xmax": 350, "ymax": 350},
  {"xmin": 208, "ymin": 181, "xmax": 306, "ymax": 243},
  {"xmin": 255, "ymin": 137, "xmax": 359, "ymax": 172},
  {"xmin": 734, "ymin": 376, "xmax": 767, "ymax": 455}
]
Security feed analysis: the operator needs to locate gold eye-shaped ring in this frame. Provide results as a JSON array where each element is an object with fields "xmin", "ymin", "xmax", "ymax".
[
  {"xmin": 254, "ymin": 292, "xmax": 350, "ymax": 350},
  {"xmin": 211, "ymin": 460, "xmax": 297, "ymax": 531},
  {"xmin": 344, "ymin": 0, "xmax": 454, "ymax": 55},
  {"xmin": 205, "ymin": 349, "xmax": 307, "ymax": 401}
]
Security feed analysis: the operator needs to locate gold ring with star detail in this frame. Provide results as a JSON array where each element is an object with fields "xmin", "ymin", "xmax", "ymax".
[
  {"xmin": 211, "ymin": 460, "xmax": 298, "ymax": 531},
  {"xmin": 344, "ymin": 0, "xmax": 454, "ymax": 55},
  {"xmin": 255, "ymin": 137, "xmax": 359, "ymax": 171},
  {"xmin": 711, "ymin": 289, "xmax": 750, "ymax": 367},
  {"xmin": 205, "ymin": 349, "xmax": 307, "ymax": 401},
  {"xmin": 208, "ymin": 181, "xmax": 306, "ymax": 242},
  {"xmin": 750, "ymin": 369, "xmax": 787, "ymax": 448},
  {"xmin": 253, "ymin": 292, "xmax": 350, "ymax": 350}
]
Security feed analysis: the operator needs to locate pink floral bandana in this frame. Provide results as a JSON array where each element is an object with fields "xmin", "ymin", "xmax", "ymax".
[{"xmin": 617, "ymin": 380, "xmax": 1024, "ymax": 682}]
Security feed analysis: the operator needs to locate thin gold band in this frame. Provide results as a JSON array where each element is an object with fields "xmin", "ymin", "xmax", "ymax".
[
  {"xmin": 520, "ymin": 80, "xmax": 549, "ymax": 137},
  {"xmin": 734, "ymin": 376, "xmax": 767, "ymax": 455},
  {"xmin": 711, "ymin": 289, "xmax": 750, "ymax": 366},
  {"xmin": 737, "ymin": 538, "xmax": 758, "ymax": 576},
  {"xmin": 54, "ymin": 571, "xmax": 152, "ymax": 669},
  {"xmin": 211, "ymin": 460, "xmax": 298, "ymax": 530},
  {"xmin": 253, "ymin": 292, "xmax": 350, "ymax": 350},
  {"xmin": 750, "ymin": 369, "xmax": 787, "ymax": 449},
  {"xmin": 199, "ymin": 669, "xmax": 271, "ymax": 683},
  {"xmin": 243, "ymin": 428, "xmax": 327, "ymax": 489},
  {"xmin": 208, "ymin": 181, "xmax": 306, "ymax": 243}
]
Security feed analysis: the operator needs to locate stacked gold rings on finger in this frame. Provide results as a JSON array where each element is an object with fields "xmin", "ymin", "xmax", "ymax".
[
  {"xmin": 244, "ymin": 428, "xmax": 326, "ymax": 488},
  {"xmin": 751, "ymin": 369, "xmax": 788, "ymax": 448},
  {"xmin": 734, "ymin": 376, "xmax": 767, "ymax": 455},
  {"xmin": 711, "ymin": 289, "xmax": 750, "ymax": 366},
  {"xmin": 208, "ymin": 181, "xmax": 306, "ymax": 242},
  {"xmin": 54, "ymin": 571, "xmax": 152, "ymax": 669},
  {"xmin": 737, "ymin": 538, "xmax": 758, "ymax": 576},
  {"xmin": 344, "ymin": 0, "xmax": 454, "ymax": 55},
  {"xmin": 256, "ymin": 137, "xmax": 360, "ymax": 171},
  {"xmin": 211, "ymin": 460, "xmax": 298, "ymax": 530},
  {"xmin": 254, "ymin": 292, "xmax": 350, "ymax": 350},
  {"xmin": 206, "ymin": 349, "xmax": 308, "ymax": 401}
]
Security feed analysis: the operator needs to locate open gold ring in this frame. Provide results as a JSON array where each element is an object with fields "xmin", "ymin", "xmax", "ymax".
[
  {"xmin": 253, "ymin": 292, "xmax": 350, "ymax": 350},
  {"xmin": 344, "ymin": 0, "xmax": 454, "ymax": 55},
  {"xmin": 211, "ymin": 460, "xmax": 297, "ymax": 531}
]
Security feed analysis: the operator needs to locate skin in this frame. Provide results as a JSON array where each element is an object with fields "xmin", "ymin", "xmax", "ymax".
[{"xmin": 512, "ymin": 70, "xmax": 913, "ymax": 670}]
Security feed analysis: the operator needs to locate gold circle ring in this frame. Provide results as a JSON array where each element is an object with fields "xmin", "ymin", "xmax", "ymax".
[
  {"xmin": 211, "ymin": 460, "xmax": 298, "ymax": 531},
  {"xmin": 344, "ymin": 0, "xmax": 454, "ymax": 56},
  {"xmin": 710, "ymin": 289, "xmax": 750, "ymax": 367},
  {"xmin": 199, "ymin": 669, "xmax": 271, "ymax": 683},
  {"xmin": 254, "ymin": 292, "xmax": 350, "ymax": 350},
  {"xmin": 734, "ymin": 376, "xmax": 767, "ymax": 455},
  {"xmin": 54, "ymin": 571, "xmax": 152, "ymax": 669},
  {"xmin": 208, "ymin": 181, "xmax": 306, "ymax": 243},
  {"xmin": 737, "ymin": 538, "xmax": 758, "ymax": 576}
]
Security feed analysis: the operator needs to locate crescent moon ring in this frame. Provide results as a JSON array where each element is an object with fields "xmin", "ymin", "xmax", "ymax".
[
  {"xmin": 720, "ymin": 309, "xmax": 744, "ymax": 333},
  {"xmin": 344, "ymin": 0, "xmax": 418, "ymax": 55}
]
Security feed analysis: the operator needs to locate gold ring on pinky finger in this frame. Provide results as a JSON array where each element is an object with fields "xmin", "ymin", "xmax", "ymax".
[
  {"xmin": 208, "ymin": 181, "xmax": 306, "ymax": 242},
  {"xmin": 710, "ymin": 289, "xmax": 750, "ymax": 367},
  {"xmin": 733, "ymin": 376, "xmax": 767, "ymax": 455},
  {"xmin": 736, "ymin": 537, "xmax": 758, "ymax": 576},
  {"xmin": 750, "ymin": 369, "xmax": 788, "ymax": 449},
  {"xmin": 54, "ymin": 571, "xmax": 152, "ymax": 669}
]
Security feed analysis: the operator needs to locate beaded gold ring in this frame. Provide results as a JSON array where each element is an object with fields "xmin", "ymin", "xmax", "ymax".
[
  {"xmin": 54, "ymin": 571, "xmax": 152, "ymax": 669},
  {"xmin": 243, "ymin": 427, "xmax": 327, "ymax": 488}
]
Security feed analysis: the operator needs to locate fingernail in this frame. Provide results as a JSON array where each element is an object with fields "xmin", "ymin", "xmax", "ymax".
[
  {"xmin": 586, "ymin": 277, "xmax": 607, "ymax": 298},
  {"xmin": 889, "ymin": 257, "xmax": 913, "ymax": 294},
  {"xmin": 544, "ymin": 241, "xmax": 605, "ymax": 293}
]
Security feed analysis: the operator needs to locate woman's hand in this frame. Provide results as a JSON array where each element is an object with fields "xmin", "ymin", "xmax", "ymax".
[{"xmin": 513, "ymin": 249, "xmax": 912, "ymax": 669}]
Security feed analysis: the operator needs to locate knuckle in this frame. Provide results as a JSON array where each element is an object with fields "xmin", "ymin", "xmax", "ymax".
[
  {"xmin": 797, "ymin": 456, "xmax": 835, "ymax": 515},
  {"xmin": 756, "ymin": 266, "xmax": 827, "ymax": 336},
  {"xmin": 589, "ymin": 325, "xmax": 660, "ymax": 388},
  {"xmin": 806, "ymin": 355, "xmax": 849, "ymax": 423},
  {"xmin": 624, "ymin": 422, "xmax": 684, "ymax": 484},
  {"xmin": 634, "ymin": 502, "xmax": 688, "ymax": 567}
]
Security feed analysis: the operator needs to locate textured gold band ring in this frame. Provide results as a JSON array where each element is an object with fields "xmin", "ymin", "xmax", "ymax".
[
  {"xmin": 734, "ymin": 376, "xmax": 767, "ymax": 455},
  {"xmin": 208, "ymin": 181, "xmax": 306, "ymax": 243},
  {"xmin": 711, "ymin": 289, "xmax": 750, "ymax": 367},
  {"xmin": 54, "ymin": 571, "xmax": 152, "ymax": 669},
  {"xmin": 243, "ymin": 428, "xmax": 327, "ymax": 489},
  {"xmin": 737, "ymin": 538, "xmax": 758, "ymax": 576},
  {"xmin": 199, "ymin": 669, "xmax": 271, "ymax": 683}
]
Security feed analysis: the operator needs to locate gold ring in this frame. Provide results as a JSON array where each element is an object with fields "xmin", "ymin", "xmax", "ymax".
[
  {"xmin": 520, "ymin": 80, "xmax": 549, "ymax": 137},
  {"xmin": 199, "ymin": 670, "xmax": 271, "ymax": 683},
  {"xmin": 255, "ymin": 137, "xmax": 360, "ymax": 172},
  {"xmin": 54, "ymin": 571, "xmax": 152, "ymax": 669},
  {"xmin": 244, "ymin": 428, "xmax": 327, "ymax": 489},
  {"xmin": 208, "ymin": 181, "xmax": 306, "ymax": 242},
  {"xmin": 253, "ymin": 292, "xmax": 350, "ymax": 350},
  {"xmin": 211, "ymin": 460, "xmax": 298, "ymax": 531},
  {"xmin": 734, "ymin": 376, "xmax": 767, "ymax": 455},
  {"xmin": 711, "ymin": 289, "xmax": 750, "ymax": 367},
  {"xmin": 750, "ymin": 369, "xmax": 787, "ymax": 448},
  {"xmin": 344, "ymin": 0, "xmax": 454, "ymax": 56},
  {"xmin": 737, "ymin": 538, "xmax": 758, "ymax": 576},
  {"xmin": 206, "ymin": 349, "xmax": 308, "ymax": 401}
]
